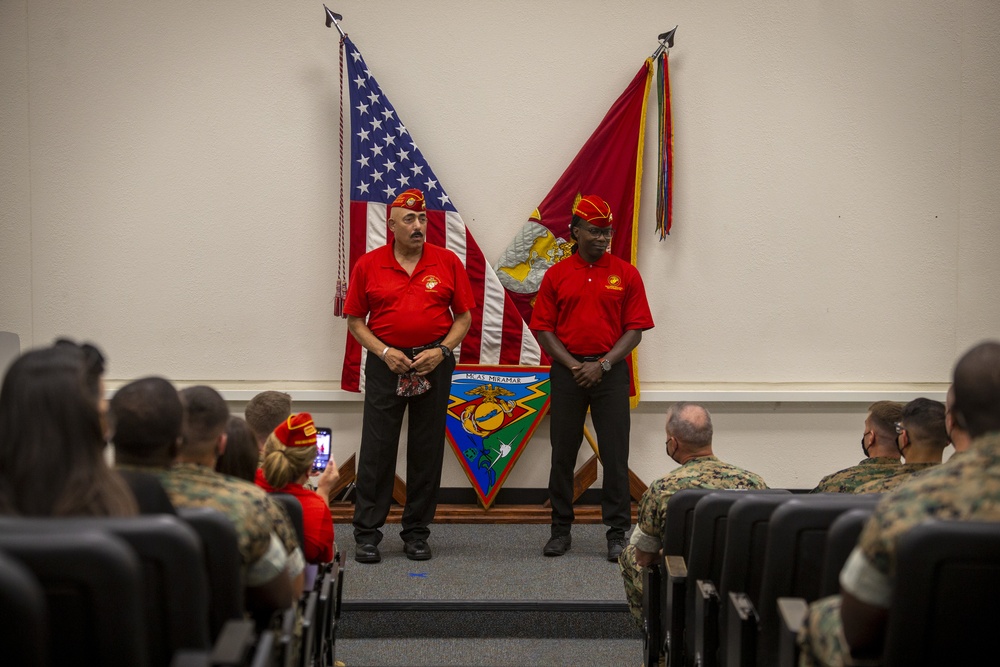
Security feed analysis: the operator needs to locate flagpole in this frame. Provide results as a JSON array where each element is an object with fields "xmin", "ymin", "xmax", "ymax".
[
  {"xmin": 651, "ymin": 26, "xmax": 678, "ymax": 59},
  {"xmin": 323, "ymin": 4, "xmax": 346, "ymax": 39}
]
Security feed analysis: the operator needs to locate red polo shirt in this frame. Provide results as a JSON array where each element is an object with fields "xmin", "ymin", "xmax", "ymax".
[
  {"xmin": 530, "ymin": 251, "xmax": 654, "ymax": 355},
  {"xmin": 344, "ymin": 242, "xmax": 476, "ymax": 348},
  {"xmin": 255, "ymin": 469, "xmax": 334, "ymax": 564}
]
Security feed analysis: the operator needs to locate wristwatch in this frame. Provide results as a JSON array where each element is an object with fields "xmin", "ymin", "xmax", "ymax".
[
  {"xmin": 437, "ymin": 344, "xmax": 452, "ymax": 358},
  {"xmin": 599, "ymin": 358, "xmax": 612, "ymax": 372}
]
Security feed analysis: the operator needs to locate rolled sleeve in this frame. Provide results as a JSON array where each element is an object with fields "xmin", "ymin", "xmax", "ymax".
[
  {"xmin": 629, "ymin": 525, "xmax": 661, "ymax": 554},
  {"xmin": 839, "ymin": 546, "xmax": 892, "ymax": 608},
  {"xmin": 246, "ymin": 532, "xmax": 290, "ymax": 588}
]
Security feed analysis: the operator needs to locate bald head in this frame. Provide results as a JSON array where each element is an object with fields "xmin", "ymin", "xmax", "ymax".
[{"xmin": 952, "ymin": 341, "xmax": 1000, "ymax": 439}]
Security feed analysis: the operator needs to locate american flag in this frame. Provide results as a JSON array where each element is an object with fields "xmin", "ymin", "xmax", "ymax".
[{"xmin": 340, "ymin": 36, "xmax": 542, "ymax": 392}]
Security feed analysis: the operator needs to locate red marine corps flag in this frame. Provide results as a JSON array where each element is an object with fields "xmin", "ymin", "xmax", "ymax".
[
  {"xmin": 336, "ymin": 34, "xmax": 542, "ymax": 392},
  {"xmin": 494, "ymin": 41, "xmax": 674, "ymax": 406}
]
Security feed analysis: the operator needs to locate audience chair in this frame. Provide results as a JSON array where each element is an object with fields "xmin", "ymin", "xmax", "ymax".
[
  {"xmin": 881, "ymin": 520, "xmax": 1000, "ymax": 666},
  {"xmin": 686, "ymin": 489, "xmax": 792, "ymax": 667},
  {"xmin": 0, "ymin": 515, "xmax": 211, "ymax": 667},
  {"xmin": 775, "ymin": 507, "xmax": 874, "ymax": 667},
  {"xmin": 273, "ymin": 606, "xmax": 298, "ymax": 667},
  {"xmin": 655, "ymin": 488, "xmax": 718, "ymax": 667},
  {"xmin": 0, "ymin": 550, "xmax": 49, "ymax": 667},
  {"xmin": 316, "ymin": 561, "xmax": 338, "ymax": 667},
  {"xmin": 270, "ymin": 492, "xmax": 306, "ymax": 549},
  {"xmin": 0, "ymin": 529, "xmax": 149, "ymax": 667},
  {"xmin": 178, "ymin": 506, "xmax": 247, "ymax": 641},
  {"xmin": 298, "ymin": 590, "xmax": 320, "ymax": 667},
  {"xmin": 715, "ymin": 492, "xmax": 798, "ymax": 667},
  {"xmin": 726, "ymin": 494, "xmax": 881, "ymax": 667}
]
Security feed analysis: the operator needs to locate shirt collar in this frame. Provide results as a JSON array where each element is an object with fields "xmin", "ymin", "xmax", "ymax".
[{"xmin": 570, "ymin": 250, "xmax": 611, "ymax": 269}]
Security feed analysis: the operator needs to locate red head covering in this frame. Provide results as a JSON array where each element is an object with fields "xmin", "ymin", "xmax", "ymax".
[
  {"xmin": 273, "ymin": 413, "xmax": 318, "ymax": 448},
  {"xmin": 572, "ymin": 194, "xmax": 614, "ymax": 228},
  {"xmin": 390, "ymin": 188, "xmax": 426, "ymax": 212}
]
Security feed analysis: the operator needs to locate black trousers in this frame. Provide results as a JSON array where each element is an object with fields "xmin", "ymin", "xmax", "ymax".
[
  {"xmin": 352, "ymin": 351, "xmax": 455, "ymax": 545},
  {"xmin": 547, "ymin": 359, "xmax": 631, "ymax": 540}
]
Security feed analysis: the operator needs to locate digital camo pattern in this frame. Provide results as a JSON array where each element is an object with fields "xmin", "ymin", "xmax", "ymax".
[
  {"xmin": 852, "ymin": 462, "xmax": 938, "ymax": 494},
  {"xmin": 859, "ymin": 432, "xmax": 1000, "ymax": 577},
  {"xmin": 619, "ymin": 456, "xmax": 768, "ymax": 626},
  {"xmin": 810, "ymin": 457, "xmax": 900, "ymax": 494},
  {"xmin": 797, "ymin": 594, "xmax": 849, "ymax": 667},
  {"xmin": 155, "ymin": 463, "xmax": 279, "ymax": 573}
]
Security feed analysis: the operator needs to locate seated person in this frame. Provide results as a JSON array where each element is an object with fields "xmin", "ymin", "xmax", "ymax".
[
  {"xmin": 217, "ymin": 416, "xmax": 259, "ymax": 483},
  {"xmin": 811, "ymin": 401, "xmax": 903, "ymax": 493},
  {"xmin": 244, "ymin": 390, "xmax": 292, "ymax": 459},
  {"xmin": 854, "ymin": 397, "xmax": 948, "ymax": 494},
  {"xmin": 0, "ymin": 342, "xmax": 136, "ymax": 517},
  {"xmin": 256, "ymin": 413, "xmax": 340, "ymax": 564}
]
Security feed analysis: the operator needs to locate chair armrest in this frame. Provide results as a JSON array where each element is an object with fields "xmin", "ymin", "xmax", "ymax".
[
  {"xmin": 693, "ymin": 579, "xmax": 720, "ymax": 667},
  {"xmin": 777, "ymin": 597, "xmax": 809, "ymax": 667},
  {"xmin": 726, "ymin": 592, "xmax": 760, "ymax": 667},
  {"xmin": 665, "ymin": 555, "xmax": 688, "ymax": 667}
]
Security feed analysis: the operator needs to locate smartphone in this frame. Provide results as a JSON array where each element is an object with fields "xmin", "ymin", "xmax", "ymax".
[{"xmin": 312, "ymin": 427, "xmax": 332, "ymax": 472}]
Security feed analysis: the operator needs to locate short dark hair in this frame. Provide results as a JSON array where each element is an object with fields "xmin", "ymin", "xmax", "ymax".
[
  {"xmin": 53, "ymin": 338, "xmax": 106, "ymax": 400},
  {"xmin": 244, "ymin": 391, "xmax": 292, "ymax": 443},
  {"xmin": 667, "ymin": 402, "xmax": 713, "ymax": 448},
  {"xmin": 179, "ymin": 385, "xmax": 229, "ymax": 454},
  {"xmin": 868, "ymin": 400, "xmax": 904, "ymax": 437},
  {"xmin": 952, "ymin": 341, "xmax": 1000, "ymax": 438},
  {"xmin": 110, "ymin": 377, "xmax": 183, "ymax": 464},
  {"xmin": 900, "ymin": 397, "xmax": 948, "ymax": 449}
]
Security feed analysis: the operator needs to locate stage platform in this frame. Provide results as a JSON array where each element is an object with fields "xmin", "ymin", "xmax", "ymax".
[{"xmin": 334, "ymin": 522, "xmax": 643, "ymax": 667}]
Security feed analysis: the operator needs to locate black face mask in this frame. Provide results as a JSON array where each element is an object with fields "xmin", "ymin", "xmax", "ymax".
[{"xmin": 861, "ymin": 434, "xmax": 871, "ymax": 458}]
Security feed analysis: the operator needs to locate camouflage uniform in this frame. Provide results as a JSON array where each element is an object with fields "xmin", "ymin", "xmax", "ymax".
[
  {"xmin": 618, "ymin": 456, "xmax": 767, "ymax": 627},
  {"xmin": 852, "ymin": 462, "xmax": 938, "ymax": 494},
  {"xmin": 798, "ymin": 432, "xmax": 1000, "ymax": 666},
  {"xmin": 154, "ymin": 462, "xmax": 305, "ymax": 585},
  {"xmin": 809, "ymin": 457, "xmax": 900, "ymax": 494}
]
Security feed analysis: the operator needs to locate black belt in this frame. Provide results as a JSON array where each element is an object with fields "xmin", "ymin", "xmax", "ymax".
[
  {"xmin": 396, "ymin": 338, "xmax": 445, "ymax": 359},
  {"xmin": 572, "ymin": 354, "xmax": 603, "ymax": 362}
]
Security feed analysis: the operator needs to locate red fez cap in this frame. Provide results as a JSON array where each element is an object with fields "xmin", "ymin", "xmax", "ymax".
[
  {"xmin": 390, "ymin": 188, "xmax": 426, "ymax": 212},
  {"xmin": 273, "ymin": 413, "xmax": 318, "ymax": 448},
  {"xmin": 572, "ymin": 194, "xmax": 613, "ymax": 227}
]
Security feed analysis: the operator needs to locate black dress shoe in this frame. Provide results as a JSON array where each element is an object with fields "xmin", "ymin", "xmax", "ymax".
[
  {"xmin": 543, "ymin": 534, "xmax": 572, "ymax": 557},
  {"xmin": 404, "ymin": 539, "xmax": 432, "ymax": 561},
  {"xmin": 607, "ymin": 537, "xmax": 627, "ymax": 562},
  {"xmin": 355, "ymin": 543, "xmax": 381, "ymax": 564}
]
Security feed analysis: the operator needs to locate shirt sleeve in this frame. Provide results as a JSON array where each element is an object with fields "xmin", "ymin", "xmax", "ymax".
[
  {"xmin": 529, "ymin": 270, "xmax": 558, "ymax": 332},
  {"xmin": 343, "ymin": 255, "xmax": 371, "ymax": 318},
  {"xmin": 839, "ymin": 546, "xmax": 893, "ymax": 608},
  {"xmin": 621, "ymin": 265, "xmax": 655, "ymax": 331},
  {"xmin": 246, "ymin": 532, "xmax": 291, "ymax": 587}
]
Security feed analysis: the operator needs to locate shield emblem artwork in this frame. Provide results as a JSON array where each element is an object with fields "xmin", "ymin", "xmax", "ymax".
[{"xmin": 444, "ymin": 365, "xmax": 551, "ymax": 508}]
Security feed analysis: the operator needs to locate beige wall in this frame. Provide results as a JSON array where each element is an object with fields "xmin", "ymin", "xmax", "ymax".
[{"xmin": 3, "ymin": 1, "xmax": 998, "ymax": 489}]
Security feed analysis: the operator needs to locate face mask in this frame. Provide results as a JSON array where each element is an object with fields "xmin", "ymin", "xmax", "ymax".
[{"xmin": 861, "ymin": 433, "xmax": 871, "ymax": 458}]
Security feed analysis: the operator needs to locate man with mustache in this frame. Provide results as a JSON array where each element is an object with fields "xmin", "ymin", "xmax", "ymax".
[
  {"xmin": 344, "ymin": 188, "xmax": 474, "ymax": 564},
  {"xmin": 530, "ymin": 194, "xmax": 654, "ymax": 562}
]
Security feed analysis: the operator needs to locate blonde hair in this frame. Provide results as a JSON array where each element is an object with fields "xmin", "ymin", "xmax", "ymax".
[{"xmin": 261, "ymin": 431, "xmax": 315, "ymax": 490}]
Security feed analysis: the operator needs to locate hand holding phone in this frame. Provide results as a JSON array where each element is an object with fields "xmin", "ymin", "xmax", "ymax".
[{"xmin": 312, "ymin": 427, "xmax": 332, "ymax": 472}]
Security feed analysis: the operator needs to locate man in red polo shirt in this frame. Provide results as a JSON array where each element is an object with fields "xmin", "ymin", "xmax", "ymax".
[
  {"xmin": 530, "ymin": 194, "xmax": 654, "ymax": 562},
  {"xmin": 344, "ymin": 188, "xmax": 474, "ymax": 564}
]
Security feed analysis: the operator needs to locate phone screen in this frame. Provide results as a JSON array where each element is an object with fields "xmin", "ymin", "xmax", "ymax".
[{"xmin": 312, "ymin": 428, "xmax": 332, "ymax": 472}]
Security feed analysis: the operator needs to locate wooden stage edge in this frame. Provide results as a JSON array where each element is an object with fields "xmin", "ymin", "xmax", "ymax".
[{"xmin": 330, "ymin": 502, "xmax": 640, "ymax": 525}]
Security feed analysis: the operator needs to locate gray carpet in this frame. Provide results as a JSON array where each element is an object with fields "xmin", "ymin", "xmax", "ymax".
[{"xmin": 336, "ymin": 523, "xmax": 628, "ymax": 601}]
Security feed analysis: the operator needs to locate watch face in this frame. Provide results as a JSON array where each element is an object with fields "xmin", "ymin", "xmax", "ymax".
[
  {"xmin": 600, "ymin": 359, "xmax": 611, "ymax": 372},
  {"xmin": 439, "ymin": 344, "xmax": 451, "ymax": 358}
]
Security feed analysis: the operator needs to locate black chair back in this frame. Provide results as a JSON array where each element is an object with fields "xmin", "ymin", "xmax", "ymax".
[
  {"xmin": 270, "ymin": 492, "xmax": 305, "ymax": 549},
  {"xmin": 686, "ymin": 489, "xmax": 791, "ymax": 667},
  {"xmin": 0, "ymin": 515, "xmax": 211, "ymax": 667},
  {"xmin": 753, "ymin": 494, "xmax": 882, "ymax": 667},
  {"xmin": 0, "ymin": 529, "xmax": 149, "ymax": 667},
  {"xmin": 817, "ymin": 507, "xmax": 873, "ymax": 597},
  {"xmin": 0, "ymin": 550, "xmax": 49, "ymax": 667},
  {"xmin": 177, "ymin": 506, "xmax": 246, "ymax": 640},
  {"xmin": 882, "ymin": 520, "xmax": 1000, "ymax": 666}
]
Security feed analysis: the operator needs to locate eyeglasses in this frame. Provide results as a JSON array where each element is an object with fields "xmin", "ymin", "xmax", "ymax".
[
  {"xmin": 583, "ymin": 226, "xmax": 614, "ymax": 238},
  {"xmin": 894, "ymin": 422, "xmax": 905, "ymax": 435}
]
